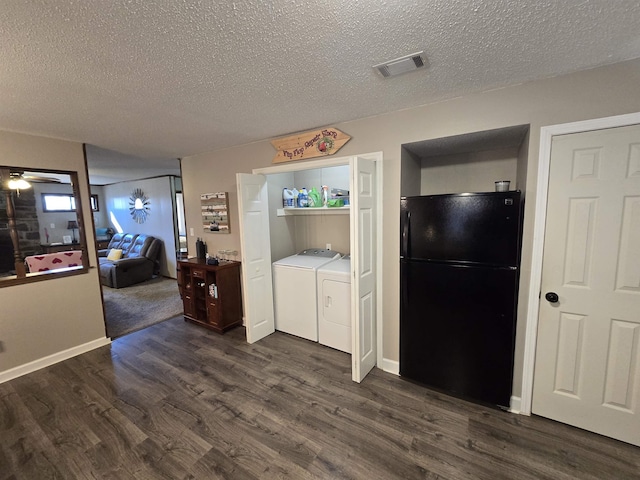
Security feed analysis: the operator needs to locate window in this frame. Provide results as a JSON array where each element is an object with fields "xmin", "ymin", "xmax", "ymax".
[
  {"xmin": 1, "ymin": 167, "xmax": 89, "ymax": 286},
  {"xmin": 42, "ymin": 193, "xmax": 98, "ymax": 212}
]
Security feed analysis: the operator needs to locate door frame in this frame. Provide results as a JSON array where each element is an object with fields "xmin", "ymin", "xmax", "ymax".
[
  {"xmin": 252, "ymin": 151, "xmax": 384, "ymax": 371},
  {"xmin": 521, "ymin": 111, "xmax": 640, "ymax": 415}
]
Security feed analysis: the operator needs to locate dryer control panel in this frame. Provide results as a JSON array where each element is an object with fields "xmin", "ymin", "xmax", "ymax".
[{"xmin": 299, "ymin": 248, "xmax": 342, "ymax": 258}]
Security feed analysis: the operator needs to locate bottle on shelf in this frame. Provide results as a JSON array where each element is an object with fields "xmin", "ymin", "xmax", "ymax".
[
  {"xmin": 282, "ymin": 188, "xmax": 294, "ymax": 207},
  {"xmin": 308, "ymin": 187, "xmax": 321, "ymax": 207},
  {"xmin": 321, "ymin": 185, "xmax": 329, "ymax": 207},
  {"xmin": 299, "ymin": 187, "xmax": 308, "ymax": 207}
]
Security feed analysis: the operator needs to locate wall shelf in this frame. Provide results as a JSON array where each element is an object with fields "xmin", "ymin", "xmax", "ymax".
[{"xmin": 276, "ymin": 206, "xmax": 350, "ymax": 216}]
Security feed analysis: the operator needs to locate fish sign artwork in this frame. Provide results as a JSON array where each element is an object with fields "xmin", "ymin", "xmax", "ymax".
[{"xmin": 270, "ymin": 126, "xmax": 351, "ymax": 164}]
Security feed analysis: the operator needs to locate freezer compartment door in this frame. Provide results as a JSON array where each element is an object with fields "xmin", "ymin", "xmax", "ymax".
[
  {"xmin": 400, "ymin": 192, "xmax": 522, "ymax": 266},
  {"xmin": 400, "ymin": 260, "xmax": 518, "ymax": 407}
]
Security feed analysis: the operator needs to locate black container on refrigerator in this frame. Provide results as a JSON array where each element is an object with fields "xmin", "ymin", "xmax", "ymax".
[{"xmin": 400, "ymin": 191, "xmax": 524, "ymax": 408}]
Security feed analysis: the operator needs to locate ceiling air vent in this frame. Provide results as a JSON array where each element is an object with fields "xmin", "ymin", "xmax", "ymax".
[{"xmin": 373, "ymin": 51, "xmax": 426, "ymax": 78}]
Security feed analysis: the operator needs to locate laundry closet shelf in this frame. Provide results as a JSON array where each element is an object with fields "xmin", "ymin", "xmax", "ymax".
[{"xmin": 276, "ymin": 206, "xmax": 350, "ymax": 216}]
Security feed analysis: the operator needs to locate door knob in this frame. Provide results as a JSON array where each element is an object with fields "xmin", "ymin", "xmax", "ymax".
[{"xmin": 545, "ymin": 292, "xmax": 559, "ymax": 303}]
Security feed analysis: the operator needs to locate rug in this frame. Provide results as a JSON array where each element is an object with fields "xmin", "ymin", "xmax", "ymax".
[{"xmin": 103, "ymin": 276, "xmax": 183, "ymax": 338}]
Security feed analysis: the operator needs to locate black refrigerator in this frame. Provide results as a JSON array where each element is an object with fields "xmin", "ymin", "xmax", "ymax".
[{"xmin": 400, "ymin": 191, "xmax": 523, "ymax": 408}]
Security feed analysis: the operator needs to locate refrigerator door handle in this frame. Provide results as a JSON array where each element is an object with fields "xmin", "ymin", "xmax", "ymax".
[
  {"xmin": 401, "ymin": 268, "xmax": 409, "ymax": 312},
  {"xmin": 402, "ymin": 211, "xmax": 410, "ymax": 258}
]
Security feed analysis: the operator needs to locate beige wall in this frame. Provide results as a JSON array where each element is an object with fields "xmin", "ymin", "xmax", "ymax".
[
  {"xmin": 103, "ymin": 176, "xmax": 178, "ymax": 278},
  {"xmin": 182, "ymin": 58, "xmax": 640, "ymax": 398},
  {"xmin": 0, "ymin": 131, "xmax": 107, "ymax": 376},
  {"xmin": 420, "ymin": 147, "xmax": 519, "ymax": 195},
  {"xmin": 400, "ymin": 148, "xmax": 421, "ymax": 197},
  {"xmin": 90, "ymin": 184, "xmax": 109, "ymax": 229}
]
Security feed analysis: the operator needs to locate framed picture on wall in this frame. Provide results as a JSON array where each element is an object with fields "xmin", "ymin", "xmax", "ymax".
[{"xmin": 201, "ymin": 192, "xmax": 229, "ymax": 233}]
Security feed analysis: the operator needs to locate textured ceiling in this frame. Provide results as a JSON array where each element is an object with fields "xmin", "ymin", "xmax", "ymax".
[
  {"xmin": 403, "ymin": 125, "xmax": 529, "ymax": 158},
  {"xmin": 1, "ymin": 0, "xmax": 639, "ymax": 161},
  {"xmin": 84, "ymin": 144, "xmax": 180, "ymax": 185}
]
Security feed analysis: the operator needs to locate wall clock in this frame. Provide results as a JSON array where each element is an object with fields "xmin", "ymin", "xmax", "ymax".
[{"xmin": 129, "ymin": 188, "xmax": 151, "ymax": 224}]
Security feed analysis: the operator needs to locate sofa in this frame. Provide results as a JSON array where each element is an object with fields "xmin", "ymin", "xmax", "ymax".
[{"xmin": 98, "ymin": 233, "xmax": 162, "ymax": 288}]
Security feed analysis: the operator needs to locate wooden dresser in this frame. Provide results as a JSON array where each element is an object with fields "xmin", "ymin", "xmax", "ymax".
[
  {"xmin": 177, "ymin": 258, "xmax": 242, "ymax": 334},
  {"xmin": 96, "ymin": 240, "xmax": 111, "ymax": 249},
  {"xmin": 40, "ymin": 243, "xmax": 79, "ymax": 254}
]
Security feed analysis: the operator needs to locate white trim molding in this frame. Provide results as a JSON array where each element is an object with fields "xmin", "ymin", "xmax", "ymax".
[
  {"xmin": 0, "ymin": 337, "xmax": 111, "ymax": 384},
  {"xmin": 381, "ymin": 357, "xmax": 400, "ymax": 376},
  {"xmin": 521, "ymin": 111, "xmax": 640, "ymax": 415},
  {"xmin": 509, "ymin": 395, "xmax": 522, "ymax": 414},
  {"xmin": 375, "ymin": 154, "xmax": 384, "ymax": 372}
]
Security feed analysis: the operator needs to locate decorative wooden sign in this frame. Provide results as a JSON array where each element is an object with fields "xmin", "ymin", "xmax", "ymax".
[
  {"xmin": 271, "ymin": 126, "xmax": 351, "ymax": 164},
  {"xmin": 201, "ymin": 192, "xmax": 230, "ymax": 233}
]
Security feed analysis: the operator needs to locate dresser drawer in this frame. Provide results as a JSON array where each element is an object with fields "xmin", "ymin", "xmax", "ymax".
[
  {"xmin": 207, "ymin": 298, "xmax": 220, "ymax": 326},
  {"xmin": 192, "ymin": 269, "xmax": 205, "ymax": 279},
  {"xmin": 183, "ymin": 293, "xmax": 195, "ymax": 317}
]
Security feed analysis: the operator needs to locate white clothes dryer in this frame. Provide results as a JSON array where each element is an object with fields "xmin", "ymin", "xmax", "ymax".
[
  {"xmin": 317, "ymin": 255, "xmax": 351, "ymax": 353},
  {"xmin": 272, "ymin": 249, "xmax": 341, "ymax": 341}
]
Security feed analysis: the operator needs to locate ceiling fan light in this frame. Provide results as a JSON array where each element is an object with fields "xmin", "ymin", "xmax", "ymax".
[{"xmin": 8, "ymin": 177, "xmax": 31, "ymax": 190}]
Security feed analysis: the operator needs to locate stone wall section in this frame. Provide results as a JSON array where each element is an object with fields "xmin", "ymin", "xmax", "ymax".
[{"xmin": 0, "ymin": 188, "xmax": 41, "ymax": 273}]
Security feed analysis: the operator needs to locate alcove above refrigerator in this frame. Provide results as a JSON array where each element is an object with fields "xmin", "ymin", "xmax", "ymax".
[{"xmin": 401, "ymin": 124, "xmax": 530, "ymax": 197}]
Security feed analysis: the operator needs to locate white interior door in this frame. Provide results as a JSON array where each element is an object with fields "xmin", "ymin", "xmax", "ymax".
[
  {"xmin": 236, "ymin": 173, "xmax": 275, "ymax": 343},
  {"xmin": 350, "ymin": 156, "xmax": 377, "ymax": 382},
  {"xmin": 532, "ymin": 124, "xmax": 640, "ymax": 446}
]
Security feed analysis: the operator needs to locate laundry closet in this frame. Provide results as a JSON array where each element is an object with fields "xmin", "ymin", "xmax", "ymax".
[{"xmin": 236, "ymin": 152, "xmax": 382, "ymax": 382}]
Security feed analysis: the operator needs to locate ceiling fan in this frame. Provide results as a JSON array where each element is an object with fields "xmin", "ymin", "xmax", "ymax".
[
  {"xmin": 0, "ymin": 170, "xmax": 66, "ymax": 201},
  {"xmin": 1, "ymin": 169, "xmax": 62, "ymax": 191},
  {"xmin": 19, "ymin": 171, "xmax": 62, "ymax": 184}
]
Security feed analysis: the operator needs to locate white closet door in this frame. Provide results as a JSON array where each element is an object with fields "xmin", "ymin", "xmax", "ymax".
[
  {"xmin": 350, "ymin": 156, "xmax": 377, "ymax": 382},
  {"xmin": 236, "ymin": 173, "xmax": 275, "ymax": 343},
  {"xmin": 532, "ymin": 124, "xmax": 640, "ymax": 446}
]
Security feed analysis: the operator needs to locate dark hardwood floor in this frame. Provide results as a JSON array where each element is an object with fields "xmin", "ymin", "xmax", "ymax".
[{"xmin": 1, "ymin": 317, "xmax": 638, "ymax": 479}]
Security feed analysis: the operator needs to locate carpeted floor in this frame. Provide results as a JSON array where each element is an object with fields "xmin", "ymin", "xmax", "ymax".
[{"xmin": 102, "ymin": 276, "xmax": 183, "ymax": 338}]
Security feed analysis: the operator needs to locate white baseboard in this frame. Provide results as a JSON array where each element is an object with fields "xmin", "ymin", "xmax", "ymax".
[
  {"xmin": 0, "ymin": 337, "xmax": 111, "ymax": 384},
  {"xmin": 380, "ymin": 357, "xmax": 399, "ymax": 376},
  {"xmin": 509, "ymin": 395, "xmax": 523, "ymax": 414}
]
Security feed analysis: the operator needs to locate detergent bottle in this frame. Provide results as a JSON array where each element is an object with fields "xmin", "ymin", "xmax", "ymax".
[
  {"xmin": 291, "ymin": 187, "xmax": 299, "ymax": 207},
  {"xmin": 299, "ymin": 188, "xmax": 308, "ymax": 207},
  {"xmin": 282, "ymin": 188, "xmax": 294, "ymax": 207},
  {"xmin": 308, "ymin": 187, "xmax": 321, "ymax": 207}
]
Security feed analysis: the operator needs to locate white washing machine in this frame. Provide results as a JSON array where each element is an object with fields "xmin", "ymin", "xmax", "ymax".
[
  {"xmin": 317, "ymin": 255, "xmax": 351, "ymax": 353},
  {"xmin": 272, "ymin": 249, "xmax": 341, "ymax": 341}
]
